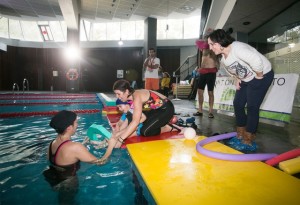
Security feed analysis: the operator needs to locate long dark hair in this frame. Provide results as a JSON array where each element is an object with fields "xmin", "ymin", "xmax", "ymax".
[
  {"xmin": 207, "ymin": 29, "xmax": 235, "ymax": 48},
  {"xmin": 113, "ymin": 79, "xmax": 134, "ymax": 95}
]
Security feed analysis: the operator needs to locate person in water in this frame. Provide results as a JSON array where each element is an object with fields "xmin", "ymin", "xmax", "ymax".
[
  {"xmin": 44, "ymin": 110, "xmax": 106, "ymax": 178},
  {"xmin": 43, "ymin": 110, "xmax": 107, "ymax": 203}
]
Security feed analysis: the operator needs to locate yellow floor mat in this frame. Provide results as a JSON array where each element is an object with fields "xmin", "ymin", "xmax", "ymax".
[{"xmin": 127, "ymin": 136, "xmax": 300, "ymax": 205}]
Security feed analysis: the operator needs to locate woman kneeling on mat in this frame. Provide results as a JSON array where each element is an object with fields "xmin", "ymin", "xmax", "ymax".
[{"xmin": 100, "ymin": 79, "xmax": 182, "ymax": 161}]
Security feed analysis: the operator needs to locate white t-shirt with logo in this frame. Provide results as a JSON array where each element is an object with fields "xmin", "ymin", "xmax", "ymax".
[
  {"xmin": 220, "ymin": 41, "xmax": 272, "ymax": 82},
  {"xmin": 144, "ymin": 57, "xmax": 160, "ymax": 79}
]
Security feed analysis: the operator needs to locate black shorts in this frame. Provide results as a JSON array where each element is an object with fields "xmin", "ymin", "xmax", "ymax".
[{"xmin": 197, "ymin": 73, "xmax": 216, "ymax": 91}]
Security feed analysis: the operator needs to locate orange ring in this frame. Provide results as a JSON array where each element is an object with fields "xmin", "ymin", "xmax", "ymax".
[{"xmin": 66, "ymin": 69, "xmax": 79, "ymax": 81}]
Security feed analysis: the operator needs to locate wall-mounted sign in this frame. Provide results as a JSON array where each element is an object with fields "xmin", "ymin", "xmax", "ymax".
[{"xmin": 117, "ymin": 70, "xmax": 124, "ymax": 78}]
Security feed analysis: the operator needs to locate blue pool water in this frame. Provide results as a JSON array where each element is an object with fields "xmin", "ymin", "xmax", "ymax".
[{"xmin": 0, "ymin": 97, "xmax": 154, "ymax": 205}]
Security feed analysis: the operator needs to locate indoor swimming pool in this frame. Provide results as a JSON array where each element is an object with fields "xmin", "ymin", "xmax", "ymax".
[{"xmin": 0, "ymin": 93, "xmax": 153, "ymax": 205}]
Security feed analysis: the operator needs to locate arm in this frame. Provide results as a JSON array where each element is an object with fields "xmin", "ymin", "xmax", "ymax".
[
  {"xmin": 72, "ymin": 142, "xmax": 107, "ymax": 165},
  {"xmin": 100, "ymin": 113, "xmax": 143, "ymax": 161},
  {"xmin": 117, "ymin": 92, "xmax": 144, "ymax": 142},
  {"xmin": 118, "ymin": 119, "xmax": 129, "ymax": 132},
  {"xmin": 143, "ymin": 58, "xmax": 150, "ymax": 68},
  {"xmin": 140, "ymin": 112, "xmax": 147, "ymax": 123},
  {"xmin": 98, "ymin": 129, "xmax": 127, "ymax": 161},
  {"xmin": 146, "ymin": 58, "xmax": 160, "ymax": 70},
  {"xmin": 235, "ymin": 78, "xmax": 242, "ymax": 90},
  {"xmin": 152, "ymin": 57, "xmax": 160, "ymax": 69},
  {"xmin": 98, "ymin": 138, "xmax": 120, "ymax": 161},
  {"xmin": 114, "ymin": 117, "xmax": 125, "ymax": 132}
]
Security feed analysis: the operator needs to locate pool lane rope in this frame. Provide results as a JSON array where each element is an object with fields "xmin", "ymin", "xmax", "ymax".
[
  {"xmin": 0, "ymin": 101, "xmax": 98, "ymax": 106},
  {"xmin": 0, "ymin": 109, "xmax": 100, "ymax": 118},
  {"xmin": 196, "ymin": 132, "xmax": 278, "ymax": 162}
]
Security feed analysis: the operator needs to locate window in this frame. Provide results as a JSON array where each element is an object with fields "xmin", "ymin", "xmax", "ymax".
[
  {"xmin": 1, "ymin": 16, "xmax": 199, "ymax": 43},
  {"xmin": 107, "ymin": 22, "xmax": 120, "ymax": 40},
  {"xmin": 39, "ymin": 24, "xmax": 54, "ymax": 41},
  {"xmin": 184, "ymin": 16, "xmax": 200, "ymax": 39},
  {"xmin": 21, "ymin": 21, "xmax": 42, "ymax": 42},
  {"xmin": 0, "ymin": 17, "xmax": 9, "ymax": 38},
  {"xmin": 9, "ymin": 19, "xmax": 23, "ymax": 40},
  {"xmin": 121, "ymin": 21, "xmax": 135, "ymax": 40},
  {"xmin": 91, "ymin": 22, "xmax": 107, "ymax": 40},
  {"xmin": 157, "ymin": 16, "xmax": 200, "ymax": 40},
  {"xmin": 49, "ymin": 21, "xmax": 66, "ymax": 42},
  {"xmin": 87, "ymin": 20, "xmax": 143, "ymax": 41}
]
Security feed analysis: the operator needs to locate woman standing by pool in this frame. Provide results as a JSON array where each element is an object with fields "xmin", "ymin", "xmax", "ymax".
[{"xmin": 207, "ymin": 29, "xmax": 274, "ymax": 152}]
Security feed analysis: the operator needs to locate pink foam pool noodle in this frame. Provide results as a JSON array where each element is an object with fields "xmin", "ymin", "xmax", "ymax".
[{"xmin": 195, "ymin": 40, "xmax": 209, "ymax": 50}]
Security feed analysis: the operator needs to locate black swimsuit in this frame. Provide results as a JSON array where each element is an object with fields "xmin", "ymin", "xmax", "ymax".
[{"xmin": 48, "ymin": 140, "xmax": 80, "ymax": 176}]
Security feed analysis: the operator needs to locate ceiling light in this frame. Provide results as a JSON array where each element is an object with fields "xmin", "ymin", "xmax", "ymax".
[
  {"xmin": 243, "ymin": 21, "xmax": 251, "ymax": 25},
  {"xmin": 64, "ymin": 45, "xmax": 81, "ymax": 60},
  {"xmin": 118, "ymin": 39, "xmax": 123, "ymax": 46},
  {"xmin": 180, "ymin": 5, "xmax": 195, "ymax": 12}
]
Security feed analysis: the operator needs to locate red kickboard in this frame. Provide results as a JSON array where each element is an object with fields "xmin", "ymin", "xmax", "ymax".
[{"xmin": 123, "ymin": 132, "xmax": 183, "ymax": 145}]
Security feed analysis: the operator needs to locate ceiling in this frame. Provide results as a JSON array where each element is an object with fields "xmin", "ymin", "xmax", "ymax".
[
  {"xmin": 0, "ymin": 0, "xmax": 300, "ymax": 43},
  {"xmin": 222, "ymin": 0, "xmax": 300, "ymax": 43},
  {"xmin": 0, "ymin": 0, "xmax": 203, "ymax": 21}
]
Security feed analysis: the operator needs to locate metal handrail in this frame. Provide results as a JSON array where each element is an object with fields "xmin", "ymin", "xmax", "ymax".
[
  {"xmin": 12, "ymin": 83, "xmax": 19, "ymax": 94},
  {"xmin": 23, "ymin": 78, "xmax": 29, "ymax": 94},
  {"xmin": 173, "ymin": 54, "xmax": 197, "ymax": 81}
]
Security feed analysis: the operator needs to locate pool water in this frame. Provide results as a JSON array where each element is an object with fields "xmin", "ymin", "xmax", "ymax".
[{"xmin": 0, "ymin": 103, "xmax": 154, "ymax": 204}]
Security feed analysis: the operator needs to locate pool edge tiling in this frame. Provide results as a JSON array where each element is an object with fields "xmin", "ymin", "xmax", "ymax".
[{"xmin": 127, "ymin": 137, "xmax": 300, "ymax": 205}]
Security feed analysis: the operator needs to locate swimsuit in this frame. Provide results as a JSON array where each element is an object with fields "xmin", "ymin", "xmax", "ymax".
[
  {"xmin": 140, "ymin": 91, "xmax": 174, "ymax": 136},
  {"xmin": 143, "ymin": 91, "xmax": 167, "ymax": 110},
  {"xmin": 48, "ymin": 140, "xmax": 80, "ymax": 176}
]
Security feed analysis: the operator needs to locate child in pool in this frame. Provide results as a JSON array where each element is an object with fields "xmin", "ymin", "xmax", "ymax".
[
  {"xmin": 113, "ymin": 98, "xmax": 146, "ymax": 141},
  {"xmin": 83, "ymin": 99, "xmax": 146, "ymax": 149}
]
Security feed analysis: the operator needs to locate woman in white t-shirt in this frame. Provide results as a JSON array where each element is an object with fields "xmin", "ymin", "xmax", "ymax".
[{"xmin": 207, "ymin": 29, "xmax": 274, "ymax": 152}]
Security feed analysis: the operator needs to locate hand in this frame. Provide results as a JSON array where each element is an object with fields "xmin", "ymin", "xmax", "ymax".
[
  {"xmin": 82, "ymin": 136, "xmax": 89, "ymax": 145},
  {"xmin": 94, "ymin": 157, "xmax": 108, "ymax": 165},
  {"xmin": 255, "ymin": 76, "xmax": 264, "ymax": 79},
  {"xmin": 235, "ymin": 79, "xmax": 241, "ymax": 90}
]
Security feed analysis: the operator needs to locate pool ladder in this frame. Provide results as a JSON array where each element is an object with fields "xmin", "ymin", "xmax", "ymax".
[
  {"xmin": 12, "ymin": 83, "xmax": 19, "ymax": 94},
  {"xmin": 23, "ymin": 78, "xmax": 29, "ymax": 94}
]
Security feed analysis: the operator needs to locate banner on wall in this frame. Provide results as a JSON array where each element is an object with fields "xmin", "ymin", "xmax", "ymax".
[{"xmin": 201, "ymin": 74, "xmax": 299, "ymax": 124}]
